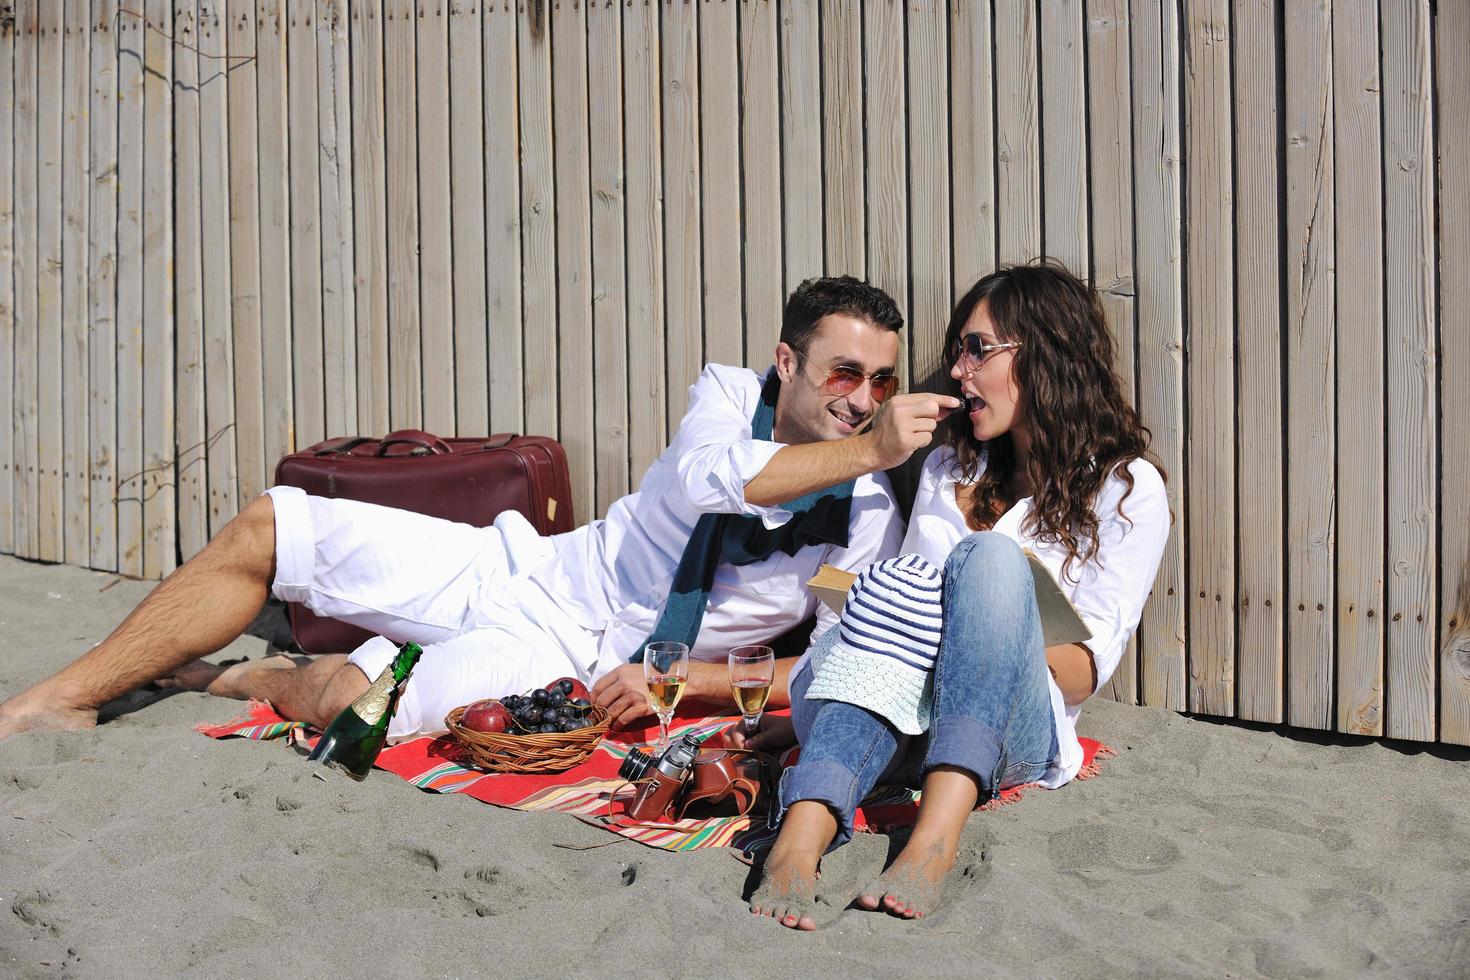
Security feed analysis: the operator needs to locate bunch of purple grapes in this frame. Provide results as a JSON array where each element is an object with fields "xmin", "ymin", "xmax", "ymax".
[{"xmin": 502, "ymin": 680, "xmax": 595, "ymax": 734}]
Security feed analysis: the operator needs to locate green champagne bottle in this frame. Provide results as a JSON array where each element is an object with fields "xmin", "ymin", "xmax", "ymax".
[{"xmin": 307, "ymin": 641, "xmax": 423, "ymax": 780}]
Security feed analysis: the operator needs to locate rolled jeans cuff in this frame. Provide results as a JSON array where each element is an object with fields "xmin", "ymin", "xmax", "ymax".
[
  {"xmin": 774, "ymin": 759, "xmax": 866, "ymax": 848},
  {"xmin": 923, "ymin": 714, "xmax": 1005, "ymax": 799}
]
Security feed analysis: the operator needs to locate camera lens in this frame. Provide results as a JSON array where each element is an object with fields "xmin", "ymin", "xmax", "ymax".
[{"xmin": 618, "ymin": 747, "xmax": 654, "ymax": 782}]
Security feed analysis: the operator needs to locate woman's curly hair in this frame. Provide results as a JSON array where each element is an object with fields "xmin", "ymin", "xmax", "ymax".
[{"xmin": 940, "ymin": 261, "xmax": 1163, "ymax": 578}]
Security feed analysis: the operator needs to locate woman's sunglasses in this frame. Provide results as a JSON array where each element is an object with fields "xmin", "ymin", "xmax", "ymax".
[
  {"xmin": 793, "ymin": 349, "xmax": 900, "ymax": 404},
  {"xmin": 950, "ymin": 333, "xmax": 1022, "ymax": 373}
]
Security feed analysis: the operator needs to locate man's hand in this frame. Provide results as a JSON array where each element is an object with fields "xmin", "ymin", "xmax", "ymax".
[
  {"xmin": 721, "ymin": 712, "xmax": 797, "ymax": 752},
  {"xmin": 591, "ymin": 664, "xmax": 656, "ymax": 728},
  {"xmin": 867, "ymin": 393, "xmax": 964, "ymax": 471}
]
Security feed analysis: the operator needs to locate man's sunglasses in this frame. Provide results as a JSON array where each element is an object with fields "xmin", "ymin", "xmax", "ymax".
[
  {"xmin": 950, "ymin": 333, "xmax": 1023, "ymax": 373},
  {"xmin": 794, "ymin": 349, "xmax": 900, "ymax": 404}
]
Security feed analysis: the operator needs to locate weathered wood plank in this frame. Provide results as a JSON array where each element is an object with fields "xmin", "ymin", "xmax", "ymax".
[
  {"xmin": 198, "ymin": 0, "xmax": 236, "ymax": 534},
  {"xmin": 483, "ymin": 0, "xmax": 521, "ymax": 434},
  {"xmin": 780, "ymin": 0, "xmax": 821, "ymax": 293},
  {"xmin": 622, "ymin": 0, "xmax": 663, "ymax": 478},
  {"xmin": 287, "ymin": 0, "xmax": 324, "ymax": 447},
  {"xmin": 552, "ymin": 0, "xmax": 593, "ymax": 522},
  {"xmin": 256, "ymin": 0, "xmax": 294, "ymax": 471},
  {"xmin": 350, "ymin": 0, "xmax": 388, "ymax": 435},
  {"xmin": 821, "ymin": 0, "xmax": 863, "ymax": 277},
  {"xmin": 661, "ymin": 0, "xmax": 702, "ymax": 426},
  {"xmin": 227, "ymin": 0, "xmax": 265, "ymax": 501},
  {"xmin": 61, "ymin": 0, "xmax": 91, "ymax": 565},
  {"xmin": 517, "ymin": 1, "xmax": 556, "ymax": 437},
  {"xmin": 384, "ymin": 0, "xmax": 422, "ymax": 428},
  {"xmin": 1332, "ymin": 0, "xmax": 1385, "ymax": 734},
  {"xmin": 1184, "ymin": 0, "xmax": 1235, "ymax": 717},
  {"xmin": 1130, "ymin": 0, "xmax": 1186, "ymax": 710},
  {"xmin": 36, "ymin": 0, "xmax": 64, "ymax": 563},
  {"xmin": 1040, "ymin": 0, "xmax": 1087, "ymax": 274},
  {"xmin": 588, "ymin": 1, "xmax": 629, "ymax": 514},
  {"xmin": 416, "ymin": 0, "xmax": 454, "ymax": 434},
  {"xmin": 448, "ymin": 0, "xmax": 487, "ymax": 435},
  {"xmin": 739, "ymin": 0, "xmax": 781, "ymax": 369},
  {"xmin": 863, "ymin": 0, "xmax": 907, "ymax": 385},
  {"xmin": 1087, "ymin": 0, "xmax": 1136, "ymax": 704},
  {"xmin": 907, "ymin": 0, "xmax": 949, "ymax": 390},
  {"xmin": 1284, "ymin": 0, "xmax": 1336, "ymax": 729},
  {"xmin": 114, "ymin": 0, "xmax": 144, "ymax": 574},
  {"xmin": 173, "ymin": 0, "xmax": 208, "ymax": 563},
  {"xmin": 950, "ymin": 0, "xmax": 995, "ymax": 292},
  {"xmin": 318, "ymin": 0, "xmax": 356, "ymax": 439},
  {"xmin": 141, "ymin": 0, "xmax": 175, "ymax": 576},
  {"xmin": 994, "ymin": 0, "xmax": 1039, "ymax": 264},
  {"xmin": 700, "ymin": 0, "xmax": 741, "ymax": 369},
  {"xmin": 1437, "ymin": 0, "xmax": 1470, "ymax": 746},
  {"xmin": 1382, "ymin": 0, "xmax": 1437, "ymax": 742},
  {"xmin": 1232, "ymin": 0, "xmax": 1284, "ymax": 723},
  {"xmin": 0, "ymin": 13, "xmax": 14, "ymax": 557}
]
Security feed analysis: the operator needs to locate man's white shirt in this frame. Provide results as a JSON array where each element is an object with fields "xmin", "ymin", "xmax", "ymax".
[{"xmin": 523, "ymin": 364, "xmax": 906, "ymax": 679}]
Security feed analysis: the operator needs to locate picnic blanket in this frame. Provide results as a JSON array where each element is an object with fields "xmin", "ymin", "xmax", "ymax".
[{"xmin": 198, "ymin": 701, "xmax": 1112, "ymax": 853}]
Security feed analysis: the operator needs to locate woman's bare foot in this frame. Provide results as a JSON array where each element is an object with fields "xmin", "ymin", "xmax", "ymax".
[
  {"xmin": 750, "ymin": 849, "xmax": 820, "ymax": 931},
  {"xmin": 856, "ymin": 836, "xmax": 955, "ymax": 919}
]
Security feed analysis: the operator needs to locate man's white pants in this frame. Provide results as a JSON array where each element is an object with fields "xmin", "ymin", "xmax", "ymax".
[{"xmin": 263, "ymin": 486, "xmax": 595, "ymax": 737}]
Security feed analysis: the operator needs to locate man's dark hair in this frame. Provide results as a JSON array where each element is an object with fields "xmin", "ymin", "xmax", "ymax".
[{"xmin": 780, "ymin": 276, "xmax": 904, "ymax": 351}]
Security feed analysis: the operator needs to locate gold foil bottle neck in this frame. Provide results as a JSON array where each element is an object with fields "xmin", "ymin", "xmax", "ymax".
[{"xmin": 352, "ymin": 667, "xmax": 396, "ymax": 726}]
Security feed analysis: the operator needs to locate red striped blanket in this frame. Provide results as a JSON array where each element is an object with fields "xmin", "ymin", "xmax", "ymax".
[{"xmin": 198, "ymin": 702, "xmax": 1111, "ymax": 853}]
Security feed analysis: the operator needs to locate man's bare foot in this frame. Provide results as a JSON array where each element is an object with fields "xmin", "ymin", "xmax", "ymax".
[
  {"xmin": 157, "ymin": 658, "xmax": 237, "ymax": 693},
  {"xmin": 0, "ymin": 689, "xmax": 98, "ymax": 740},
  {"xmin": 193, "ymin": 655, "xmax": 301, "ymax": 700},
  {"xmin": 856, "ymin": 836, "xmax": 954, "ymax": 919},
  {"xmin": 750, "ymin": 849, "xmax": 820, "ymax": 931}
]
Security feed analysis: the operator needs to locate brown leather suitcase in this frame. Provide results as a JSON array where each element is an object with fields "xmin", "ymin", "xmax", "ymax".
[{"xmin": 273, "ymin": 429, "xmax": 575, "ymax": 654}]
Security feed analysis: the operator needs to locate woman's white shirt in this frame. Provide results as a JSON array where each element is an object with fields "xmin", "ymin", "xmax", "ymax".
[{"xmin": 902, "ymin": 448, "xmax": 1170, "ymax": 787}]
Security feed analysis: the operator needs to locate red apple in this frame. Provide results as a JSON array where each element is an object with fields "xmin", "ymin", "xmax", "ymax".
[
  {"xmin": 545, "ymin": 676, "xmax": 590, "ymax": 701},
  {"xmin": 460, "ymin": 698, "xmax": 512, "ymax": 734}
]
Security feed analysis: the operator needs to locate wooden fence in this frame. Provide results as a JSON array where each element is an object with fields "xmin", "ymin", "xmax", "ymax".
[{"xmin": 0, "ymin": 0, "xmax": 1465, "ymax": 744}]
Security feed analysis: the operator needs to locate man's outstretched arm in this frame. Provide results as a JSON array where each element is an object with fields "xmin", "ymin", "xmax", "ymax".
[{"xmin": 742, "ymin": 393, "xmax": 960, "ymax": 507}]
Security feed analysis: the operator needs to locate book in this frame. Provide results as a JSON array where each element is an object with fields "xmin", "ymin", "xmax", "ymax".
[{"xmin": 807, "ymin": 551, "xmax": 1093, "ymax": 648}]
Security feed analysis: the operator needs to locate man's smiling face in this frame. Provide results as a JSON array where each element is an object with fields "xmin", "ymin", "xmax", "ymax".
[{"xmin": 771, "ymin": 314, "xmax": 902, "ymax": 445}]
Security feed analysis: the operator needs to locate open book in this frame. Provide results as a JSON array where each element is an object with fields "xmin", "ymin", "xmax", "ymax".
[{"xmin": 808, "ymin": 551, "xmax": 1093, "ymax": 648}]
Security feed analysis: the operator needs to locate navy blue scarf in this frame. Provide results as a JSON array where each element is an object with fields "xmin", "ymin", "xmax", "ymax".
[{"xmin": 631, "ymin": 370, "xmax": 855, "ymax": 661}]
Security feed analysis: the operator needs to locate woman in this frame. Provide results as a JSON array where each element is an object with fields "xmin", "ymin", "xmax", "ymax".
[{"xmin": 746, "ymin": 262, "xmax": 1170, "ymax": 930}]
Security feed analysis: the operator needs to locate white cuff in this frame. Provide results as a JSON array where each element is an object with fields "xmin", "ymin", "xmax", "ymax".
[{"xmin": 264, "ymin": 485, "xmax": 315, "ymax": 604}]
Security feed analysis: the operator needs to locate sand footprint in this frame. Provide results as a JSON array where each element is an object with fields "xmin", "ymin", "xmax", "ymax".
[{"xmin": 1047, "ymin": 823, "xmax": 1181, "ymax": 879}]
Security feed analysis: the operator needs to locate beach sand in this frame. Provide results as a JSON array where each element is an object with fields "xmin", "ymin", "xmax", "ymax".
[{"xmin": 1, "ymin": 554, "xmax": 1467, "ymax": 979}]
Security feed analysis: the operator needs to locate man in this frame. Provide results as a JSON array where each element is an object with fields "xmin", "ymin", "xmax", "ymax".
[{"xmin": 0, "ymin": 277, "xmax": 961, "ymax": 740}]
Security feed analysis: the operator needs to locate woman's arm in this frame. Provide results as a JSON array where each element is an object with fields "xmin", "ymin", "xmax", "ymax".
[{"xmin": 1046, "ymin": 642, "xmax": 1096, "ymax": 706}]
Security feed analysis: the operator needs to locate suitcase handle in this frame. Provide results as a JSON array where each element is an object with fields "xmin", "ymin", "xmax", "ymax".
[
  {"xmin": 375, "ymin": 429, "xmax": 453, "ymax": 456},
  {"xmin": 312, "ymin": 436, "xmax": 374, "ymax": 456}
]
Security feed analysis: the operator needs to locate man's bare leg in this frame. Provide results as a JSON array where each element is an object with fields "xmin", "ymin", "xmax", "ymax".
[
  {"xmin": 186, "ymin": 653, "xmax": 369, "ymax": 730},
  {"xmin": 0, "ymin": 494, "xmax": 279, "ymax": 738}
]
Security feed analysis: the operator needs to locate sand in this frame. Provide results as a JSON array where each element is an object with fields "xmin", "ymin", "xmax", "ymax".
[{"xmin": 2, "ymin": 553, "xmax": 1468, "ymax": 979}]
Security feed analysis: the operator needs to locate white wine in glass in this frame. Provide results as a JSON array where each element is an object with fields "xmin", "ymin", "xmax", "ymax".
[
  {"xmin": 728, "ymin": 646, "xmax": 775, "ymax": 736},
  {"xmin": 643, "ymin": 641, "xmax": 690, "ymax": 749}
]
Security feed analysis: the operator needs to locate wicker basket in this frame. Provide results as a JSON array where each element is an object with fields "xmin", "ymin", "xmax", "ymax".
[{"xmin": 444, "ymin": 703, "xmax": 610, "ymax": 774}]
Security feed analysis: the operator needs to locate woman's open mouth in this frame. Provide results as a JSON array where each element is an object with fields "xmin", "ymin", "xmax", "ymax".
[{"xmin": 966, "ymin": 394, "xmax": 986, "ymax": 416}]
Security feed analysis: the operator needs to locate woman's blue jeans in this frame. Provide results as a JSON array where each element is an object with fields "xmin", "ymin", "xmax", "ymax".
[{"xmin": 778, "ymin": 532, "xmax": 1059, "ymax": 847}]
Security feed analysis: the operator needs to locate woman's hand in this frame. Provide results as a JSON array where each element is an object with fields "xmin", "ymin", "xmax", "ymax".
[{"xmin": 723, "ymin": 713, "xmax": 797, "ymax": 752}]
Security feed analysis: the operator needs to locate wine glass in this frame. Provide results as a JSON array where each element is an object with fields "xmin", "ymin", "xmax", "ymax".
[
  {"xmin": 728, "ymin": 646, "xmax": 775, "ymax": 737},
  {"xmin": 642, "ymin": 641, "xmax": 690, "ymax": 750}
]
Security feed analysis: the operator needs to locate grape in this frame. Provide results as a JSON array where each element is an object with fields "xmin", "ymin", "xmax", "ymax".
[
  {"xmin": 548, "ymin": 691, "xmax": 567, "ymax": 708},
  {"xmin": 531, "ymin": 689, "xmax": 549, "ymax": 706},
  {"xmin": 541, "ymin": 708, "xmax": 560, "ymax": 724},
  {"xmin": 538, "ymin": 723, "xmax": 558, "ymax": 734},
  {"xmin": 557, "ymin": 679, "xmax": 575, "ymax": 696}
]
